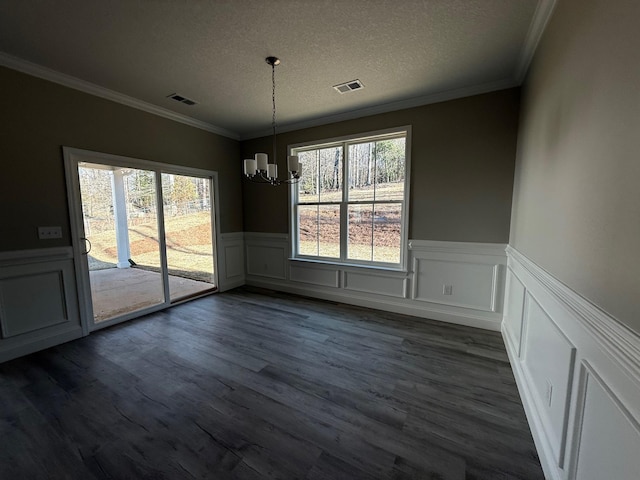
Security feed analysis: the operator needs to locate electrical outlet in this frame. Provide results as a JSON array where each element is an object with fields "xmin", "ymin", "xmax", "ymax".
[
  {"xmin": 443, "ymin": 284, "xmax": 453, "ymax": 295},
  {"xmin": 545, "ymin": 379, "xmax": 553, "ymax": 406},
  {"xmin": 38, "ymin": 226, "xmax": 62, "ymax": 240}
]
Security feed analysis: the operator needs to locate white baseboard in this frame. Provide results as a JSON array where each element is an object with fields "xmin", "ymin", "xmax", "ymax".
[
  {"xmin": 503, "ymin": 246, "xmax": 640, "ymax": 480},
  {"xmin": 247, "ymin": 276, "xmax": 503, "ymax": 331},
  {"xmin": 219, "ymin": 277, "xmax": 246, "ymax": 292},
  {"xmin": 0, "ymin": 327, "xmax": 84, "ymax": 364}
]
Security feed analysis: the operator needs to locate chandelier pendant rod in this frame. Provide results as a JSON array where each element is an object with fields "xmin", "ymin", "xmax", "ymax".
[
  {"xmin": 242, "ymin": 56, "xmax": 302, "ymax": 186},
  {"xmin": 272, "ymin": 59, "xmax": 277, "ymax": 171}
]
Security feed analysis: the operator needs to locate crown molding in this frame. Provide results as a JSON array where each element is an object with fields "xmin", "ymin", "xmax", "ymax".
[
  {"xmin": 2, "ymin": 0, "xmax": 555, "ymax": 145},
  {"xmin": 240, "ymin": 77, "xmax": 518, "ymax": 140},
  {"xmin": 0, "ymin": 52, "xmax": 240, "ymax": 140},
  {"xmin": 514, "ymin": 0, "xmax": 558, "ymax": 83}
]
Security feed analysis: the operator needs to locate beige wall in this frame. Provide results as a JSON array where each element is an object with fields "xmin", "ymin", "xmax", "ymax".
[
  {"xmin": 242, "ymin": 88, "xmax": 520, "ymax": 242},
  {"xmin": 0, "ymin": 67, "xmax": 242, "ymax": 252},
  {"xmin": 510, "ymin": 0, "xmax": 640, "ymax": 333}
]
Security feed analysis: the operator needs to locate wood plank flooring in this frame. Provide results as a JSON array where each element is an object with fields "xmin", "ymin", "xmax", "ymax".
[{"xmin": 0, "ymin": 287, "xmax": 544, "ymax": 479}]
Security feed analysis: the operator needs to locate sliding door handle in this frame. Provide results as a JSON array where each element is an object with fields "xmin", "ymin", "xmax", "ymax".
[{"xmin": 81, "ymin": 238, "xmax": 92, "ymax": 255}]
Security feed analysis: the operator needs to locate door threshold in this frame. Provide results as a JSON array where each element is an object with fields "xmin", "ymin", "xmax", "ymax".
[{"xmin": 170, "ymin": 286, "xmax": 218, "ymax": 305}]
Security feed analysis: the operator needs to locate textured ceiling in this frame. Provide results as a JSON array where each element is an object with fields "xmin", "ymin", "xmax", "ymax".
[{"xmin": 0, "ymin": 0, "xmax": 543, "ymax": 139}]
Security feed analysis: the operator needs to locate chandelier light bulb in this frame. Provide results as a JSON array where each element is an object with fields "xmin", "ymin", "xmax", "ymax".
[
  {"xmin": 287, "ymin": 155, "xmax": 299, "ymax": 173},
  {"xmin": 255, "ymin": 153, "xmax": 268, "ymax": 172},
  {"xmin": 244, "ymin": 158, "xmax": 257, "ymax": 176}
]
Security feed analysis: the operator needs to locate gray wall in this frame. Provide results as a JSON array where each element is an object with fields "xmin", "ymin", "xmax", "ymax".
[
  {"xmin": 242, "ymin": 88, "xmax": 520, "ymax": 242},
  {"xmin": 0, "ymin": 66, "xmax": 242, "ymax": 252},
  {"xmin": 510, "ymin": 0, "xmax": 640, "ymax": 333}
]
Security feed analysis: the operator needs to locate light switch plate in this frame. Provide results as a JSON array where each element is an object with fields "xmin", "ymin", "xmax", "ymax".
[{"xmin": 38, "ymin": 226, "xmax": 62, "ymax": 239}]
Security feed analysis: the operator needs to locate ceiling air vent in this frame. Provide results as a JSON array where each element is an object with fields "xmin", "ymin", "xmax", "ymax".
[
  {"xmin": 333, "ymin": 79, "xmax": 364, "ymax": 94},
  {"xmin": 167, "ymin": 93, "xmax": 197, "ymax": 106}
]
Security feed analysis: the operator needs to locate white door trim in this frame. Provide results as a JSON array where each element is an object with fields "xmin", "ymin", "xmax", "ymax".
[{"xmin": 63, "ymin": 146, "xmax": 221, "ymax": 334}]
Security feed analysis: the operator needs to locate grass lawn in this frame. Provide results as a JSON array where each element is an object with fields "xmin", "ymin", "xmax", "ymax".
[
  {"xmin": 298, "ymin": 241, "xmax": 400, "ymax": 263},
  {"xmin": 88, "ymin": 211, "xmax": 215, "ymax": 283}
]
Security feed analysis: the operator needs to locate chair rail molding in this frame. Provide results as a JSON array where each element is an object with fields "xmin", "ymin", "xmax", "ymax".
[
  {"xmin": 506, "ymin": 246, "xmax": 640, "ymax": 381},
  {"xmin": 0, "ymin": 247, "xmax": 73, "ymax": 266}
]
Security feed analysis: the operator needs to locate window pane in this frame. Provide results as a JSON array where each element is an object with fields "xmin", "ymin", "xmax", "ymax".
[
  {"xmin": 318, "ymin": 147, "xmax": 342, "ymax": 202},
  {"xmin": 298, "ymin": 150, "xmax": 319, "ymax": 203},
  {"xmin": 298, "ymin": 205, "xmax": 318, "ymax": 256},
  {"xmin": 161, "ymin": 173, "xmax": 215, "ymax": 302},
  {"xmin": 297, "ymin": 147, "xmax": 342, "ymax": 203},
  {"xmin": 373, "ymin": 203, "xmax": 402, "ymax": 264},
  {"xmin": 347, "ymin": 204, "xmax": 373, "ymax": 261},
  {"xmin": 348, "ymin": 142, "xmax": 375, "ymax": 201},
  {"xmin": 318, "ymin": 205, "xmax": 340, "ymax": 258},
  {"xmin": 374, "ymin": 138, "xmax": 406, "ymax": 201}
]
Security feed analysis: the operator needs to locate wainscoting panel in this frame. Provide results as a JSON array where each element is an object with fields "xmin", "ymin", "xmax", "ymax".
[
  {"xmin": 217, "ymin": 232, "xmax": 245, "ymax": 292},
  {"xmin": 343, "ymin": 270, "xmax": 407, "ymax": 298},
  {"xmin": 245, "ymin": 233, "xmax": 287, "ymax": 280},
  {"xmin": 521, "ymin": 293, "xmax": 576, "ymax": 464},
  {"xmin": 572, "ymin": 364, "xmax": 640, "ymax": 480},
  {"xmin": 0, "ymin": 248, "xmax": 83, "ymax": 363},
  {"xmin": 503, "ymin": 246, "xmax": 640, "ymax": 480},
  {"xmin": 244, "ymin": 234, "xmax": 507, "ymax": 331},
  {"xmin": 503, "ymin": 268, "xmax": 526, "ymax": 356},
  {"xmin": 0, "ymin": 269, "xmax": 68, "ymax": 337},
  {"xmin": 224, "ymin": 245, "xmax": 244, "ymax": 278},
  {"xmin": 413, "ymin": 258, "xmax": 497, "ymax": 311},
  {"xmin": 289, "ymin": 263, "xmax": 339, "ymax": 287}
]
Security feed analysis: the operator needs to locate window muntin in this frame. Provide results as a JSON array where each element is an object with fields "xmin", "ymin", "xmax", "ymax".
[{"xmin": 292, "ymin": 129, "xmax": 409, "ymax": 268}]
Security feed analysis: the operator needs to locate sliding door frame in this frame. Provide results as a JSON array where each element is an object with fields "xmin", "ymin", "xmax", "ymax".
[{"xmin": 63, "ymin": 147, "xmax": 222, "ymax": 334}]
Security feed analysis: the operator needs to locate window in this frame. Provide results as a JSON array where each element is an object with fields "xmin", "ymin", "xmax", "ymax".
[{"xmin": 290, "ymin": 127, "xmax": 410, "ymax": 269}]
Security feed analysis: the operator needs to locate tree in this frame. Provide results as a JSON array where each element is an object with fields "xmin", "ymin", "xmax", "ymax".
[
  {"xmin": 128, "ymin": 170, "xmax": 156, "ymax": 211},
  {"xmin": 169, "ymin": 175, "xmax": 198, "ymax": 213}
]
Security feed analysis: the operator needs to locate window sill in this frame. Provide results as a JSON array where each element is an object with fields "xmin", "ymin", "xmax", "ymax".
[{"xmin": 288, "ymin": 257, "xmax": 408, "ymax": 274}]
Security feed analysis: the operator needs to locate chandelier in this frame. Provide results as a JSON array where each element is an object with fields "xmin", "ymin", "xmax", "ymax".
[{"xmin": 243, "ymin": 57, "xmax": 301, "ymax": 185}]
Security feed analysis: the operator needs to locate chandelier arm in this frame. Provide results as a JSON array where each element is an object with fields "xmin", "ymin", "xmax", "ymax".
[
  {"xmin": 246, "ymin": 173, "xmax": 300, "ymax": 185},
  {"xmin": 245, "ymin": 170, "xmax": 300, "ymax": 185},
  {"xmin": 280, "ymin": 177, "xmax": 302, "ymax": 185},
  {"xmin": 246, "ymin": 175, "xmax": 271, "ymax": 184}
]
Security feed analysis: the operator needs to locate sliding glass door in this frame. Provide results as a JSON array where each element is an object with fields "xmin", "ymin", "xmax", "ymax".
[
  {"xmin": 65, "ymin": 148, "xmax": 219, "ymax": 331},
  {"xmin": 161, "ymin": 173, "xmax": 216, "ymax": 302},
  {"xmin": 78, "ymin": 163, "xmax": 166, "ymax": 323}
]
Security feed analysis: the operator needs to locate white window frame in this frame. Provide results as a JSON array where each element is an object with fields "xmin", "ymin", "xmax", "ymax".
[{"xmin": 288, "ymin": 126, "xmax": 411, "ymax": 272}]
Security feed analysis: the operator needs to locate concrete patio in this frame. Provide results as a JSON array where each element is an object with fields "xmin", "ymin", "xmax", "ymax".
[{"xmin": 90, "ymin": 267, "xmax": 215, "ymax": 322}]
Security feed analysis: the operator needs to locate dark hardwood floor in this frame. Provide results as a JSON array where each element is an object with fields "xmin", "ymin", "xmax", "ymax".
[{"xmin": 0, "ymin": 287, "xmax": 544, "ymax": 479}]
